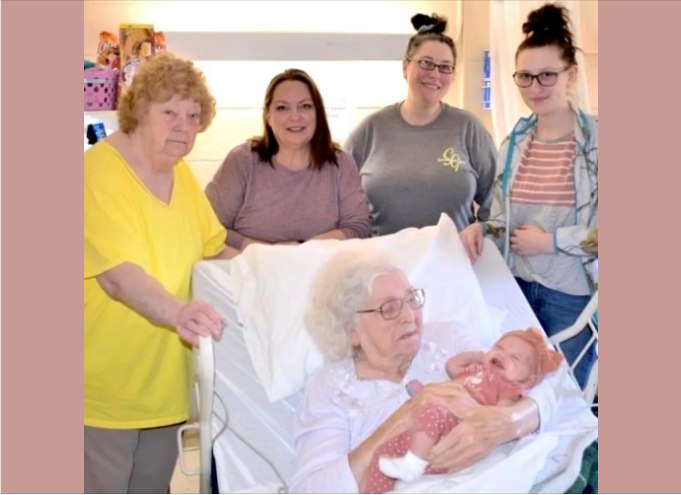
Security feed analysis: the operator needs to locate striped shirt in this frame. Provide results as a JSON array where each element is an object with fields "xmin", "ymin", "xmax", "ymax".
[{"xmin": 510, "ymin": 134, "xmax": 576, "ymax": 207}]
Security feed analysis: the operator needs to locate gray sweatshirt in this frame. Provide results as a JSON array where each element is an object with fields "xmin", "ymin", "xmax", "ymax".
[{"xmin": 343, "ymin": 103, "xmax": 496, "ymax": 236}]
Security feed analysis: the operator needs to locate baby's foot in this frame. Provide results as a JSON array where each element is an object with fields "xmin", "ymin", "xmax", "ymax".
[{"xmin": 379, "ymin": 451, "xmax": 429, "ymax": 483}]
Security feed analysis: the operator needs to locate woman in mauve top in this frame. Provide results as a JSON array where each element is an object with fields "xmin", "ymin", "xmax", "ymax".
[{"xmin": 206, "ymin": 68, "xmax": 371, "ymax": 251}]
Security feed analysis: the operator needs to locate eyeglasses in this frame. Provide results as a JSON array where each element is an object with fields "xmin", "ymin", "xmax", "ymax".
[
  {"xmin": 408, "ymin": 58, "xmax": 455, "ymax": 75},
  {"xmin": 512, "ymin": 66, "xmax": 571, "ymax": 88},
  {"xmin": 357, "ymin": 288, "xmax": 425, "ymax": 321}
]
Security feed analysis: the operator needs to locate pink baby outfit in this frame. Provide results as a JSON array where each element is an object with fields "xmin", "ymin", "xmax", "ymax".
[{"xmin": 363, "ymin": 364, "xmax": 526, "ymax": 493}]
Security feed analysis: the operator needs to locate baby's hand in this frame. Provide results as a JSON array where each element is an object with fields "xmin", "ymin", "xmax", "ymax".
[{"xmin": 446, "ymin": 351, "xmax": 485, "ymax": 378}]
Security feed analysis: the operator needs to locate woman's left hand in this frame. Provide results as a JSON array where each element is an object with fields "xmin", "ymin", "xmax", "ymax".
[
  {"xmin": 510, "ymin": 224, "xmax": 553, "ymax": 256},
  {"xmin": 427, "ymin": 403, "xmax": 515, "ymax": 473},
  {"xmin": 459, "ymin": 223, "xmax": 484, "ymax": 264},
  {"xmin": 175, "ymin": 300, "xmax": 225, "ymax": 346}
]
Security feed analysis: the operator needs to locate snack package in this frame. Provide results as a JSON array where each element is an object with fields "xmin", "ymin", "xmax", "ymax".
[
  {"xmin": 119, "ymin": 24, "xmax": 154, "ymax": 87},
  {"xmin": 97, "ymin": 31, "xmax": 120, "ymax": 70}
]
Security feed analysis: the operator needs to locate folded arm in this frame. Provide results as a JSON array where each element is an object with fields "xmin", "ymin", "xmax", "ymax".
[{"xmin": 445, "ymin": 351, "xmax": 485, "ymax": 379}]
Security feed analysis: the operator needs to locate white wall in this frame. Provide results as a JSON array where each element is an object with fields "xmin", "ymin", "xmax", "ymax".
[{"xmin": 580, "ymin": 0, "xmax": 599, "ymax": 114}]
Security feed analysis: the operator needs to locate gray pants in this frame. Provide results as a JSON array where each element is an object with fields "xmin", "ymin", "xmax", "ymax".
[{"xmin": 84, "ymin": 423, "xmax": 182, "ymax": 494}]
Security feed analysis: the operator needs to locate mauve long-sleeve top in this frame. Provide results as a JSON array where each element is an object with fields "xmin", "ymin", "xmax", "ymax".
[{"xmin": 205, "ymin": 141, "xmax": 372, "ymax": 250}]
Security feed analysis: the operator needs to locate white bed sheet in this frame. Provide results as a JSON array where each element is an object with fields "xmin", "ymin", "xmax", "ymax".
[{"xmin": 191, "ymin": 238, "xmax": 596, "ymax": 494}]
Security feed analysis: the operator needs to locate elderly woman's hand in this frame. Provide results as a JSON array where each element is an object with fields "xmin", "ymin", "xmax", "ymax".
[
  {"xmin": 427, "ymin": 398, "xmax": 539, "ymax": 473},
  {"xmin": 175, "ymin": 300, "xmax": 225, "ymax": 346},
  {"xmin": 349, "ymin": 381, "xmax": 476, "ymax": 490},
  {"xmin": 412, "ymin": 381, "xmax": 479, "ymax": 412},
  {"xmin": 375, "ymin": 381, "xmax": 479, "ymax": 437}
]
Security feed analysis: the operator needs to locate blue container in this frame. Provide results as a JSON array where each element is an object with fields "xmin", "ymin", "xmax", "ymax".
[
  {"xmin": 482, "ymin": 81, "xmax": 491, "ymax": 110},
  {"xmin": 483, "ymin": 50, "xmax": 491, "ymax": 81}
]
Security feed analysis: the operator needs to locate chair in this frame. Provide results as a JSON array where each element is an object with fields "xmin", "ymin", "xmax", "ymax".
[{"xmin": 549, "ymin": 291, "xmax": 598, "ymax": 411}]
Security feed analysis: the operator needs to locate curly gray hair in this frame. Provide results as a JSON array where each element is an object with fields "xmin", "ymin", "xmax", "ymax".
[{"xmin": 305, "ymin": 250, "xmax": 403, "ymax": 361}]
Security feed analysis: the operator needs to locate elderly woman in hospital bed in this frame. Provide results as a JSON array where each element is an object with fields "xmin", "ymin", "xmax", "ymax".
[{"xmin": 290, "ymin": 250, "xmax": 558, "ymax": 493}]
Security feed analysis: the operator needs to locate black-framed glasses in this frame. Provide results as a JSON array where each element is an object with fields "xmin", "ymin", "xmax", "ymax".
[
  {"xmin": 357, "ymin": 288, "xmax": 426, "ymax": 321},
  {"xmin": 512, "ymin": 66, "xmax": 571, "ymax": 88},
  {"xmin": 408, "ymin": 58, "xmax": 455, "ymax": 75}
]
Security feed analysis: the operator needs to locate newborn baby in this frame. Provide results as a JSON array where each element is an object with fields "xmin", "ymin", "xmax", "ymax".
[{"xmin": 363, "ymin": 327, "xmax": 563, "ymax": 493}]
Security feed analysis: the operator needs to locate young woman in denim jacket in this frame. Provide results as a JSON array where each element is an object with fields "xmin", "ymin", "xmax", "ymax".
[{"xmin": 460, "ymin": 3, "xmax": 598, "ymax": 389}]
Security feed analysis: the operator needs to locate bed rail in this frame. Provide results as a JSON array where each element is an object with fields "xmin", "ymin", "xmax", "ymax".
[
  {"xmin": 177, "ymin": 335, "xmax": 215, "ymax": 494},
  {"xmin": 549, "ymin": 291, "xmax": 598, "ymax": 409}
]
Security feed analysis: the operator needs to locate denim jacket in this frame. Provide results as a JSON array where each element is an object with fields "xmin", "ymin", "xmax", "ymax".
[{"xmin": 486, "ymin": 104, "xmax": 598, "ymax": 291}]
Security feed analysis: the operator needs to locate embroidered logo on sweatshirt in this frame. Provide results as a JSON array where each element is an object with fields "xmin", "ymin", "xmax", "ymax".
[{"xmin": 437, "ymin": 147, "xmax": 463, "ymax": 171}]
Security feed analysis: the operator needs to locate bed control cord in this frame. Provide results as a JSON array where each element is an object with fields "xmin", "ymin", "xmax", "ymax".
[{"xmin": 213, "ymin": 392, "xmax": 289, "ymax": 493}]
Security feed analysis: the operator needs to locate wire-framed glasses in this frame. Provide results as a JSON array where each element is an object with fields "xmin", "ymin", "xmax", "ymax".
[
  {"xmin": 408, "ymin": 58, "xmax": 455, "ymax": 74},
  {"xmin": 356, "ymin": 288, "xmax": 426, "ymax": 320},
  {"xmin": 512, "ymin": 66, "xmax": 571, "ymax": 88}
]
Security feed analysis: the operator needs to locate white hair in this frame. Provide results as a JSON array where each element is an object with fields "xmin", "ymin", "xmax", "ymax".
[{"xmin": 305, "ymin": 249, "xmax": 402, "ymax": 361}]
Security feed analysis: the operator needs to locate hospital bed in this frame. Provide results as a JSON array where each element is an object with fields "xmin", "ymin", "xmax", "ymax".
[
  {"xmin": 550, "ymin": 291, "xmax": 599, "ymax": 412},
  {"xmin": 180, "ymin": 215, "xmax": 598, "ymax": 493}
]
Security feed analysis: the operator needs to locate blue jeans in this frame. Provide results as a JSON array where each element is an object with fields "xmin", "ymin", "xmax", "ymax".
[{"xmin": 515, "ymin": 278, "xmax": 597, "ymax": 389}]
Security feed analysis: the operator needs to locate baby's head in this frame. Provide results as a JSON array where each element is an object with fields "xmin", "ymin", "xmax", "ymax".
[{"xmin": 484, "ymin": 327, "xmax": 563, "ymax": 389}]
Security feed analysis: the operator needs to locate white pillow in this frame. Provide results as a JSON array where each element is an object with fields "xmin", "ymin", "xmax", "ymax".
[{"xmin": 229, "ymin": 214, "xmax": 496, "ymax": 402}]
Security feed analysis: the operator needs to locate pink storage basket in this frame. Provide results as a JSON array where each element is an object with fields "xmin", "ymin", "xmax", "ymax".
[{"xmin": 84, "ymin": 68, "xmax": 118, "ymax": 111}]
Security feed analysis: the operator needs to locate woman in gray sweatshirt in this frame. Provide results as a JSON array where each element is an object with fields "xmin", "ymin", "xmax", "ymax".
[{"xmin": 344, "ymin": 13, "xmax": 497, "ymax": 236}]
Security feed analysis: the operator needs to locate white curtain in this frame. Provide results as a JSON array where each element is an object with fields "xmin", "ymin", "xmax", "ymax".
[{"xmin": 489, "ymin": 0, "xmax": 591, "ymax": 146}]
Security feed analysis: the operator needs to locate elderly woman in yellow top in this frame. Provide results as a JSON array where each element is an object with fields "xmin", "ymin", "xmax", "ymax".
[{"xmin": 84, "ymin": 53, "xmax": 234, "ymax": 493}]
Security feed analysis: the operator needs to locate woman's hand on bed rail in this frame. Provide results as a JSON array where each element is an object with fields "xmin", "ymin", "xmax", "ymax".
[
  {"xmin": 96, "ymin": 263, "xmax": 226, "ymax": 347},
  {"xmin": 427, "ymin": 397, "xmax": 540, "ymax": 473},
  {"xmin": 175, "ymin": 300, "xmax": 225, "ymax": 347},
  {"xmin": 460, "ymin": 223, "xmax": 484, "ymax": 264}
]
